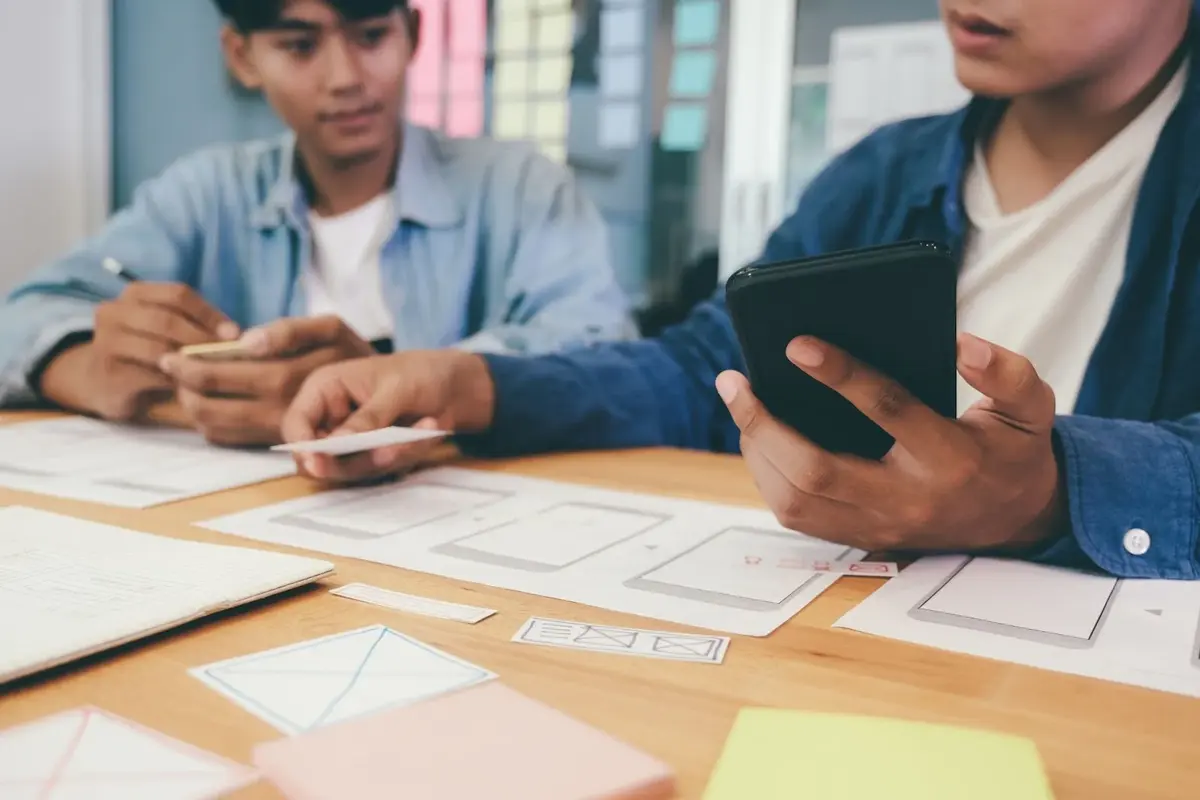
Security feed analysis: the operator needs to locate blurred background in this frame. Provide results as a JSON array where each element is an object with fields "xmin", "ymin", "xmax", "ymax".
[{"xmin": 0, "ymin": 0, "xmax": 967, "ymax": 335}]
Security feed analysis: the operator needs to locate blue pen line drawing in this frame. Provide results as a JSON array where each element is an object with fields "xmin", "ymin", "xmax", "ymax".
[
  {"xmin": 310, "ymin": 627, "xmax": 387, "ymax": 728},
  {"xmin": 193, "ymin": 625, "xmax": 496, "ymax": 734}
]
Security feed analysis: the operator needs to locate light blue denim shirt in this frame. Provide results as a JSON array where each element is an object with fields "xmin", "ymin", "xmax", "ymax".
[{"xmin": 0, "ymin": 123, "xmax": 636, "ymax": 405}]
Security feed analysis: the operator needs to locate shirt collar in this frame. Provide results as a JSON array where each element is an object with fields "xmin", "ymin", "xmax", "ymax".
[
  {"xmin": 251, "ymin": 123, "xmax": 463, "ymax": 230},
  {"xmin": 919, "ymin": 18, "xmax": 1200, "ymax": 242}
]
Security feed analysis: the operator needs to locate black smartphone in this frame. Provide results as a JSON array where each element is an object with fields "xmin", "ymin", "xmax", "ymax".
[{"xmin": 725, "ymin": 240, "xmax": 957, "ymax": 460}]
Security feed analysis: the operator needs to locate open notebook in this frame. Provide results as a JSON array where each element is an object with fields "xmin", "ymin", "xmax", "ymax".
[{"xmin": 0, "ymin": 506, "xmax": 334, "ymax": 685}]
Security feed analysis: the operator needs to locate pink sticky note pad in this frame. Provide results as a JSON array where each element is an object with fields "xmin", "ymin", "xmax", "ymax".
[
  {"xmin": 407, "ymin": 0, "xmax": 445, "ymax": 94},
  {"xmin": 253, "ymin": 683, "xmax": 676, "ymax": 800},
  {"xmin": 450, "ymin": 0, "xmax": 487, "ymax": 57},
  {"xmin": 447, "ymin": 97, "xmax": 484, "ymax": 137}
]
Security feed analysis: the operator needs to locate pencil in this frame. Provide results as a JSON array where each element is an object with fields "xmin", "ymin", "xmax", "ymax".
[{"xmin": 102, "ymin": 257, "xmax": 142, "ymax": 283}]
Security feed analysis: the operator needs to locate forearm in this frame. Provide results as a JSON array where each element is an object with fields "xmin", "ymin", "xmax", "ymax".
[
  {"xmin": 1035, "ymin": 415, "xmax": 1200, "ymax": 579},
  {"xmin": 459, "ymin": 302, "xmax": 740, "ymax": 458}
]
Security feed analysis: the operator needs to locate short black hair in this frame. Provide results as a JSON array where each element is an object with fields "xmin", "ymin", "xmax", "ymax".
[{"xmin": 213, "ymin": 0, "xmax": 408, "ymax": 32}]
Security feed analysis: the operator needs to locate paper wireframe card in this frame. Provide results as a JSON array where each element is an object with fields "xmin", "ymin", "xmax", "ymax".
[
  {"xmin": 0, "ymin": 706, "xmax": 257, "ymax": 799},
  {"xmin": 513, "ymin": 617, "xmax": 729, "ymax": 664},
  {"xmin": 272, "ymin": 427, "xmax": 447, "ymax": 456},
  {"xmin": 330, "ymin": 583, "xmax": 496, "ymax": 624},
  {"xmin": 191, "ymin": 625, "xmax": 496, "ymax": 734}
]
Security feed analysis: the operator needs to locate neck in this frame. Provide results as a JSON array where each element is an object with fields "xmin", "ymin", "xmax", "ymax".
[
  {"xmin": 1000, "ymin": 31, "xmax": 1188, "ymax": 170},
  {"xmin": 299, "ymin": 124, "xmax": 402, "ymax": 217}
]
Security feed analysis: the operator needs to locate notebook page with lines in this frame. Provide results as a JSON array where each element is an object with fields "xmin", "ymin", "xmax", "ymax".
[{"xmin": 0, "ymin": 506, "xmax": 334, "ymax": 685}]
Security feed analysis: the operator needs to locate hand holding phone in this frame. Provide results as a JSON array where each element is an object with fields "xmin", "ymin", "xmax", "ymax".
[{"xmin": 725, "ymin": 240, "xmax": 958, "ymax": 459}]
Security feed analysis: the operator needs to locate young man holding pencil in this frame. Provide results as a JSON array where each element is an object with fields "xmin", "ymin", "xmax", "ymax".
[{"xmin": 0, "ymin": 0, "xmax": 633, "ymax": 446}]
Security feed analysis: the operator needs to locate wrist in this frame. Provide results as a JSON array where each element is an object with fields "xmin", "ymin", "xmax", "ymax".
[
  {"xmin": 37, "ymin": 341, "xmax": 100, "ymax": 414},
  {"xmin": 448, "ymin": 353, "xmax": 496, "ymax": 433}
]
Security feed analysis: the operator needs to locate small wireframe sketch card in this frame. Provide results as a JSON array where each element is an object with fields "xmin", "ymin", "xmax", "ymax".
[
  {"xmin": 190, "ymin": 624, "xmax": 496, "ymax": 735},
  {"xmin": 0, "ymin": 706, "xmax": 257, "ymax": 799},
  {"xmin": 513, "ymin": 617, "xmax": 730, "ymax": 664}
]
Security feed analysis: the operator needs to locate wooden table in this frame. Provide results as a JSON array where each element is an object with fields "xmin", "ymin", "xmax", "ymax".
[{"xmin": 0, "ymin": 416, "xmax": 1195, "ymax": 799}]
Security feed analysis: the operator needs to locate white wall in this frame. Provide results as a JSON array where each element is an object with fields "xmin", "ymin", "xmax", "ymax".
[{"xmin": 0, "ymin": 0, "xmax": 110, "ymax": 293}]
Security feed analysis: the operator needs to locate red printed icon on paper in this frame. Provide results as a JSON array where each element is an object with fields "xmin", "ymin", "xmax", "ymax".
[
  {"xmin": 744, "ymin": 556, "xmax": 763, "ymax": 566},
  {"xmin": 847, "ymin": 562, "xmax": 891, "ymax": 574}
]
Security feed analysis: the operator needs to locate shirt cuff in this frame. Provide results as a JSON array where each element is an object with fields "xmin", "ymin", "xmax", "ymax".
[
  {"xmin": 452, "ymin": 353, "xmax": 565, "ymax": 458},
  {"xmin": 1049, "ymin": 415, "xmax": 1200, "ymax": 579},
  {"xmin": 0, "ymin": 316, "xmax": 96, "ymax": 407}
]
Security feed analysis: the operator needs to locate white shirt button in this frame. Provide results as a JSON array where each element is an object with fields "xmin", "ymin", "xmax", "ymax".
[{"xmin": 1123, "ymin": 528, "xmax": 1151, "ymax": 556}]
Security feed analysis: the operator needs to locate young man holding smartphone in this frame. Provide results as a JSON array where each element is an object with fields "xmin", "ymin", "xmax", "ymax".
[
  {"xmin": 0, "ymin": 0, "xmax": 633, "ymax": 446},
  {"xmin": 283, "ymin": 0, "xmax": 1200, "ymax": 582}
]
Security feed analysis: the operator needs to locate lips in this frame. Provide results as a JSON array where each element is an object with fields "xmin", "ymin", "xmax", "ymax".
[
  {"xmin": 946, "ymin": 10, "xmax": 1013, "ymax": 54},
  {"xmin": 955, "ymin": 13, "xmax": 1011, "ymax": 35},
  {"xmin": 320, "ymin": 103, "xmax": 383, "ymax": 126}
]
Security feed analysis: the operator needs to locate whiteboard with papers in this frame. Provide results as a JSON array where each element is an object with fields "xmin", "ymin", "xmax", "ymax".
[{"xmin": 0, "ymin": 506, "xmax": 334, "ymax": 685}]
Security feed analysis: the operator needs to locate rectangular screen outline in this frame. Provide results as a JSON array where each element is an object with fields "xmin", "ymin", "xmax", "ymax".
[
  {"xmin": 271, "ymin": 481, "xmax": 511, "ymax": 540},
  {"xmin": 908, "ymin": 557, "xmax": 1120, "ymax": 649},
  {"xmin": 624, "ymin": 526, "xmax": 856, "ymax": 612},
  {"xmin": 430, "ymin": 502, "xmax": 668, "ymax": 573}
]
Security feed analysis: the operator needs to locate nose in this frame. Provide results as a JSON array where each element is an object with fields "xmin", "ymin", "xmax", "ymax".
[{"xmin": 323, "ymin": 33, "xmax": 364, "ymax": 94}]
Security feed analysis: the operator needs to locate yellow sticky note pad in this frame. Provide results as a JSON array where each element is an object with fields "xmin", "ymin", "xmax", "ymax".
[
  {"xmin": 535, "ymin": 11, "xmax": 573, "ymax": 52},
  {"xmin": 494, "ymin": 59, "xmax": 530, "ymax": 97},
  {"xmin": 703, "ymin": 709, "xmax": 1055, "ymax": 800},
  {"xmin": 495, "ymin": 14, "xmax": 530, "ymax": 54},
  {"xmin": 532, "ymin": 102, "xmax": 566, "ymax": 139},
  {"xmin": 533, "ymin": 54, "xmax": 572, "ymax": 94}
]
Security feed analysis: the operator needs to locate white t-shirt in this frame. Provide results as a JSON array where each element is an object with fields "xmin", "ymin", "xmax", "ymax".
[
  {"xmin": 305, "ymin": 193, "xmax": 396, "ymax": 342},
  {"xmin": 957, "ymin": 60, "xmax": 1187, "ymax": 416}
]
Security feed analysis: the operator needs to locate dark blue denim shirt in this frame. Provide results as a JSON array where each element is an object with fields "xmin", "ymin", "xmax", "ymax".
[{"xmin": 475, "ymin": 30, "xmax": 1200, "ymax": 581}]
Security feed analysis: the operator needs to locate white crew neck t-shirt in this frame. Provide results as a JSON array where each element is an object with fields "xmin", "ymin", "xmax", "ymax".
[
  {"xmin": 305, "ymin": 193, "xmax": 396, "ymax": 342},
  {"xmin": 956, "ymin": 60, "xmax": 1187, "ymax": 416}
]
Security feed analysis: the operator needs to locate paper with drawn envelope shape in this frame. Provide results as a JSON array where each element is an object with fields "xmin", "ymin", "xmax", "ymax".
[
  {"xmin": 190, "ymin": 625, "xmax": 496, "ymax": 735},
  {"xmin": 575, "ymin": 626, "xmax": 638, "ymax": 649},
  {"xmin": 0, "ymin": 706, "xmax": 256, "ymax": 800},
  {"xmin": 652, "ymin": 635, "xmax": 720, "ymax": 659}
]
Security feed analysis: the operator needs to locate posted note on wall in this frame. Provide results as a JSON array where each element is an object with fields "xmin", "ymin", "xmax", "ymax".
[
  {"xmin": 599, "ymin": 101, "xmax": 640, "ymax": 149},
  {"xmin": 674, "ymin": 0, "xmax": 720, "ymax": 46},
  {"xmin": 661, "ymin": 103, "xmax": 707, "ymax": 151},
  {"xmin": 669, "ymin": 50, "xmax": 716, "ymax": 98}
]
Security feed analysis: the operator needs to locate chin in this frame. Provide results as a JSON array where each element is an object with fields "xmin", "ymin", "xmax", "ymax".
[
  {"xmin": 325, "ymin": 137, "xmax": 388, "ymax": 166},
  {"xmin": 953, "ymin": 58, "xmax": 1029, "ymax": 99}
]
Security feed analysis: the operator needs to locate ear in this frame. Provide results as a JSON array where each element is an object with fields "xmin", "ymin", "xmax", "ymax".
[
  {"xmin": 404, "ymin": 7, "xmax": 421, "ymax": 53},
  {"xmin": 220, "ymin": 24, "xmax": 263, "ymax": 90}
]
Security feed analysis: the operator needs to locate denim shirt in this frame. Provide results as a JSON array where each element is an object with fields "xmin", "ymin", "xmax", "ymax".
[
  {"xmin": 0, "ymin": 124, "xmax": 635, "ymax": 405},
  {"xmin": 472, "ymin": 35, "xmax": 1200, "ymax": 581}
]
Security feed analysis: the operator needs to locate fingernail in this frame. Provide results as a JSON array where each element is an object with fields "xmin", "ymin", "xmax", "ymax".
[
  {"xmin": 787, "ymin": 339, "xmax": 825, "ymax": 368},
  {"xmin": 218, "ymin": 322, "xmax": 240, "ymax": 341},
  {"xmin": 959, "ymin": 334, "xmax": 993, "ymax": 370},
  {"xmin": 414, "ymin": 417, "xmax": 438, "ymax": 430},
  {"xmin": 158, "ymin": 355, "xmax": 175, "ymax": 374},
  {"xmin": 239, "ymin": 329, "xmax": 268, "ymax": 355},
  {"xmin": 715, "ymin": 374, "xmax": 738, "ymax": 404},
  {"xmin": 372, "ymin": 448, "xmax": 394, "ymax": 468}
]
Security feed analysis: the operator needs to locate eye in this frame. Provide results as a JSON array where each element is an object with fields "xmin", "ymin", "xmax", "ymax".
[
  {"xmin": 357, "ymin": 25, "xmax": 391, "ymax": 48},
  {"xmin": 280, "ymin": 37, "xmax": 317, "ymax": 57}
]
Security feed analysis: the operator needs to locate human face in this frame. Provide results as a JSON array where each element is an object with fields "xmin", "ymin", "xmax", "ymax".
[
  {"xmin": 225, "ymin": 0, "xmax": 410, "ymax": 165},
  {"xmin": 939, "ymin": 0, "xmax": 1188, "ymax": 98}
]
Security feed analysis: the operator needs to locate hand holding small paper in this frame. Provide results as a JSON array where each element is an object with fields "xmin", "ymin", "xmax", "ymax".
[{"xmin": 281, "ymin": 350, "xmax": 496, "ymax": 484}]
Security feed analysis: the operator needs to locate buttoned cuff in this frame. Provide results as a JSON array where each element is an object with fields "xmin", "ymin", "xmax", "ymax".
[
  {"xmin": 1049, "ymin": 415, "xmax": 1200, "ymax": 579},
  {"xmin": 0, "ymin": 314, "xmax": 96, "ymax": 407}
]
